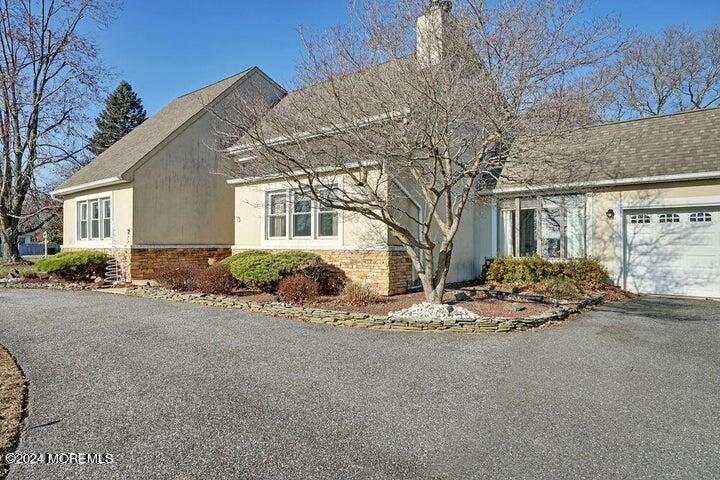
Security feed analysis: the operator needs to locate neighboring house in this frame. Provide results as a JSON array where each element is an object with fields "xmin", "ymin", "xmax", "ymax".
[
  {"xmin": 51, "ymin": 68, "xmax": 285, "ymax": 282},
  {"xmin": 1, "ymin": 234, "xmax": 59, "ymax": 256},
  {"xmin": 483, "ymin": 108, "xmax": 720, "ymax": 298}
]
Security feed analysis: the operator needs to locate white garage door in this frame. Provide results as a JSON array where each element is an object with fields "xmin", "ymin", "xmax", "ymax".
[{"xmin": 624, "ymin": 207, "xmax": 720, "ymax": 297}]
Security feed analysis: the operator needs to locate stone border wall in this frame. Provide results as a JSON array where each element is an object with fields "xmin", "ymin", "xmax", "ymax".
[
  {"xmin": 128, "ymin": 286, "xmax": 604, "ymax": 334},
  {"xmin": 232, "ymin": 249, "xmax": 413, "ymax": 296}
]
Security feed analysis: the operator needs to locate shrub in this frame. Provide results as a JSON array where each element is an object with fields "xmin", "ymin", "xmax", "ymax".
[
  {"xmin": 533, "ymin": 276, "xmax": 581, "ymax": 300},
  {"xmin": 483, "ymin": 256, "xmax": 608, "ymax": 287},
  {"xmin": 192, "ymin": 265, "xmax": 238, "ymax": 295},
  {"xmin": 297, "ymin": 258, "xmax": 347, "ymax": 295},
  {"xmin": 277, "ymin": 275, "xmax": 319, "ymax": 304},
  {"xmin": 218, "ymin": 250, "xmax": 271, "ymax": 267},
  {"xmin": 227, "ymin": 250, "xmax": 323, "ymax": 292},
  {"xmin": 341, "ymin": 281, "xmax": 380, "ymax": 306},
  {"xmin": 35, "ymin": 251, "xmax": 108, "ymax": 281},
  {"xmin": 154, "ymin": 262, "xmax": 204, "ymax": 292}
]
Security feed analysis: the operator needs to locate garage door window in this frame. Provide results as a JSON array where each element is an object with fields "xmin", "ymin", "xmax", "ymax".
[
  {"xmin": 659, "ymin": 213, "xmax": 680, "ymax": 223},
  {"xmin": 629, "ymin": 214, "xmax": 651, "ymax": 224},
  {"xmin": 690, "ymin": 212, "xmax": 712, "ymax": 223}
]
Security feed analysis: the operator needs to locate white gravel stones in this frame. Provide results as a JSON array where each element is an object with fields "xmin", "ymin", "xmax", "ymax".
[{"xmin": 389, "ymin": 302, "xmax": 479, "ymax": 321}]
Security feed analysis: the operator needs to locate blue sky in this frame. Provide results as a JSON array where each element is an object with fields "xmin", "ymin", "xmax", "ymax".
[{"xmin": 94, "ymin": 0, "xmax": 720, "ymax": 116}]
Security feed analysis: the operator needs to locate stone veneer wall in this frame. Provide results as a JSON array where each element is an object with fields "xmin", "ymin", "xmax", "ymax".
[
  {"xmin": 129, "ymin": 248, "xmax": 231, "ymax": 280},
  {"xmin": 62, "ymin": 246, "xmax": 231, "ymax": 282},
  {"xmin": 232, "ymin": 248, "xmax": 413, "ymax": 296}
]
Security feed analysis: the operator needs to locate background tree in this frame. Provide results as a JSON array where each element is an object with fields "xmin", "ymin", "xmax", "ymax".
[
  {"xmin": 215, "ymin": 0, "xmax": 624, "ymax": 303},
  {"xmin": 89, "ymin": 80, "xmax": 147, "ymax": 156},
  {"xmin": 609, "ymin": 24, "xmax": 720, "ymax": 118},
  {"xmin": 0, "ymin": 0, "xmax": 112, "ymax": 263}
]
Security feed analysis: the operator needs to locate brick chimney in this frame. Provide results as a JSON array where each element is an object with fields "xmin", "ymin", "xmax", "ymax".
[{"xmin": 416, "ymin": 0, "xmax": 453, "ymax": 67}]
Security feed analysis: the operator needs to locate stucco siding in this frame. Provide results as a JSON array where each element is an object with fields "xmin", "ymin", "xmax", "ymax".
[
  {"xmin": 591, "ymin": 180, "xmax": 720, "ymax": 284},
  {"xmin": 61, "ymin": 184, "xmax": 133, "ymax": 248},
  {"xmin": 131, "ymin": 113, "xmax": 234, "ymax": 246}
]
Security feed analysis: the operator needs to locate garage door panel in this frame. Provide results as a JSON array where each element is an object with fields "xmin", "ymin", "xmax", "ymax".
[{"xmin": 625, "ymin": 207, "xmax": 720, "ymax": 297}]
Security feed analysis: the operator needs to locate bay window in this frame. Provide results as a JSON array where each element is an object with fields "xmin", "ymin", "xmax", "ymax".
[
  {"xmin": 497, "ymin": 194, "xmax": 588, "ymax": 259},
  {"xmin": 265, "ymin": 189, "xmax": 339, "ymax": 240},
  {"xmin": 76, "ymin": 197, "xmax": 111, "ymax": 241}
]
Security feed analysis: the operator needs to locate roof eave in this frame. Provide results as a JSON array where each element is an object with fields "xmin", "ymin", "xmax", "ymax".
[{"xmin": 50, "ymin": 177, "xmax": 129, "ymax": 199}]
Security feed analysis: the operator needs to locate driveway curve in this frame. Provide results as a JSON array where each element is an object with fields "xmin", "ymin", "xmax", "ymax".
[{"xmin": 0, "ymin": 289, "xmax": 718, "ymax": 479}]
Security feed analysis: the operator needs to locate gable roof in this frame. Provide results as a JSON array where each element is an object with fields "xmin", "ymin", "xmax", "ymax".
[
  {"xmin": 54, "ymin": 68, "xmax": 259, "ymax": 196},
  {"xmin": 491, "ymin": 107, "xmax": 720, "ymax": 194}
]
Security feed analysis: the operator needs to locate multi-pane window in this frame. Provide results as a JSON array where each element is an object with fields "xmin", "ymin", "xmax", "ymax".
[
  {"xmin": 690, "ymin": 212, "xmax": 712, "ymax": 223},
  {"xmin": 267, "ymin": 192, "xmax": 287, "ymax": 238},
  {"xmin": 78, "ymin": 202, "xmax": 88, "ymax": 240},
  {"xmin": 265, "ymin": 189, "xmax": 339, "ymax": 240},
  {"xmin": 629, "ymin": 214, "xmax": 651, "ymax": 224},
  {"xmin": 659, "ymin": 213, "xmax": 680, "ymax": 223},
  {"xmin": 498, "ymin": 194, "xmax": 587, "ymax": 259},
  {"xmin": 76, "ymin": 197, "xmax": 111, "ymax": 241},
  {"xmin": 292, "ymin": 193, "xmax": 312, "ymax": 237}
]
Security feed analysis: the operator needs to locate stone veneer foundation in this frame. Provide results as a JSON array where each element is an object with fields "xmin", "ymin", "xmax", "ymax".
[
  {"xmin": 232, "ymin": 248, "xmax": 414, "ymax": 296},
  {"xmin": 61, "ymin": 247, "xmax": 232, "ymax": 282}
]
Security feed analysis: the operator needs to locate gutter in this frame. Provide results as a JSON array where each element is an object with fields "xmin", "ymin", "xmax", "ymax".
[
  {"xmin": 50, "ymin": 177, "xmax": 128, "ymax": 199},
  {"xmin": 484, "ymin": 171, "xmax": 720, "ymax": 196}
]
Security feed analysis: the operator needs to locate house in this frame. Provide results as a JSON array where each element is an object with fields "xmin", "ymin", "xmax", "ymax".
[
  {"xmin": 53, "ymin": 1, "xmax": 720, "ymax": 298},
  {"xmin": 224, "ymin": 3, "xmax": 720, "ymax": 298},
  {"xmin": 484, "ymin": 108, "xmax": 720, "ymax": 298},
  {"xmin": 51, "ymin": 67, "xmax": 285, "ymax": 282}
]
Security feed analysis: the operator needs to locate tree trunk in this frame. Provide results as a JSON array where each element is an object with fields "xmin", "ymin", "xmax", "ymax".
[{"xmin": 1, "ymin": 228, "xmax": 22, "ymax": 264}]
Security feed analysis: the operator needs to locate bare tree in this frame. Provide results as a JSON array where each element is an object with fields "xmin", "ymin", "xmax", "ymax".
[
  {"xmin": 609, "ymin": 24, "xmax": 720, "ymax": 118},
  {"xmin": 0, "ymin": 0, "xmax": 111, "ymax": 263},
  {"xmin": 214, "ymin": 0, "xmax": 623, "ymax": 303}
]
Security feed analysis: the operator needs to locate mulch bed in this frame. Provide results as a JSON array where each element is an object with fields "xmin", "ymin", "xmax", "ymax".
[{"xmin": 0, "ymin": 345, "xmax": 26, "ymax": 476}]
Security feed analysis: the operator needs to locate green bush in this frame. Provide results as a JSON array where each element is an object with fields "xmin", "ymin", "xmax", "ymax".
[
  {"xmin": 483, "ymin": 256, "xmax": 608, "ymax": 287},
  {"xmin": 227, "ymin": 250, "xmax": 322, "ymax": 292},
  {"xmin": 35, "ymin": 251, "xmax": 108, "ymax": 281},
  {"xmin": 218, "ymin": 250, "xmax": 271, "ymax": 267}
]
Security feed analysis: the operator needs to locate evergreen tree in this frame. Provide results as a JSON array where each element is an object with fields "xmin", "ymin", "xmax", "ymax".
[{"xmin": 89, "ymin": 80, "xmax": 147, "ymax": 155}]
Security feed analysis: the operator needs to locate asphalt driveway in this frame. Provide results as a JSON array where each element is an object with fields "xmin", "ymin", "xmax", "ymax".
[{"xmin": 0, "ymin": 290, "xmax": 718, "ymax": 479}]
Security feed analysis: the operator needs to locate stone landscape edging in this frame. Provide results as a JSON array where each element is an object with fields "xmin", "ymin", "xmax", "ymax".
[
  {"xmin": 0, "ymin": 280, "xmax": 97, "ymax": 291},
  {"xmin": 126, "ymin": 286, "xmax": 604, "ymax": 333}
]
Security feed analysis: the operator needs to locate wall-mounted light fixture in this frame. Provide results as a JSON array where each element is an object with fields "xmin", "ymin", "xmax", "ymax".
[{"xmin": 606, "ymin": 209, "xmax": 615, "ymax": 220}]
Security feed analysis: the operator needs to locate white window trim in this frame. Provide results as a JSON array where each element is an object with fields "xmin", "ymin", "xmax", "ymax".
[
  {"xmin": 259, "ymin": 183, "xmax": 344, "ymax": 249},
  {"xmin": 75, "ymin": 194, "xmax": 112, "ymax": 246}
]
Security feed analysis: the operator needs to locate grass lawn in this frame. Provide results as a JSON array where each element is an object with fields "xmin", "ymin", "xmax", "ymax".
[
  {"xmin": 0, "ymin": 346, "xmax": 26, "ymax": 477},
  {"xmin": 0, "ymin": 258, "xmax": 37, "ymax": 276}
]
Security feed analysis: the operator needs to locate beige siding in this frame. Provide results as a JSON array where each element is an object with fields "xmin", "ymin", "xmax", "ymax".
[
  {"xmin": 233, "ymin": 171, "xmax": 389, "ymax": 250},
  {"xmin": 591, "ymin": 180, "xmax": 720, "ymax": 284},
  {"xmin": 61, "ymin": 184, "xmax": 133, "ymax": 248},
  {"xmin": 131, "ymin": 112, "xmax": 234, "ymax": 246}
]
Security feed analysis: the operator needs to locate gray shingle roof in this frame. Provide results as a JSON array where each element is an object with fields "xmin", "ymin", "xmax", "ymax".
[
  {"xmin": 55, "ymin": 68, "xmax": 255, "ymax": 194},
  {"xmin": 492, "ymin": 107, "xmax": 720, "ymax": 193}
]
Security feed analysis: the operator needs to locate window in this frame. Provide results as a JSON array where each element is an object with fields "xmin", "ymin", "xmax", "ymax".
[
  {"xmin": 690, "ymin": 212, "xmax": 712, "ymax": 223},
  {"xmin": 292, "ymin": 192, "xmax": 312, "ymax": 237},
  {"xmin": 76, "ymin": 197, "xmax": 111, "ymax": 241},
  {"xmin": 629, "ymin": 214, "xmax": 651, "ymax": 224},
  {"xmin": 659, "ymin": 213, "xmax": 680, "ymax": 223},
  {"xmin": 102, "ymin": 198, "xmax": 112, "ymax": 238},
  {"xmin": 90, "ymin": 200, "xmax": 100, "ymax": 239},
  {"xmin": 267, "ymin": 192, "xmax": 287, "ymax": 238},
  {"xmin": 78, "ymin": 202, "xmax": 88, "ymax": 240},
  {"xmin": 317, "ymin": 189, "xmax": 339, "ymax": 237},
  {"xmin": 265, "ymin": 188, "xmax": 339, "ymax": 240},
  {"xmin": 498, "ymin": 194, "xmax": 587, "ymax": 259}
]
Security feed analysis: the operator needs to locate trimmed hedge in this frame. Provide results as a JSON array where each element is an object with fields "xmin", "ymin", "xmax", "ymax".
[
  {"xmin": 35, "ymin": 251, "xmax": 108, "ymax": 281},
  {"xmin": 483, "ymin": 256, "xmax": 608, "ymax": 286},
  {"xmin": 226, "ymin": 250, "xmax": 323, "ymax": 292}
]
